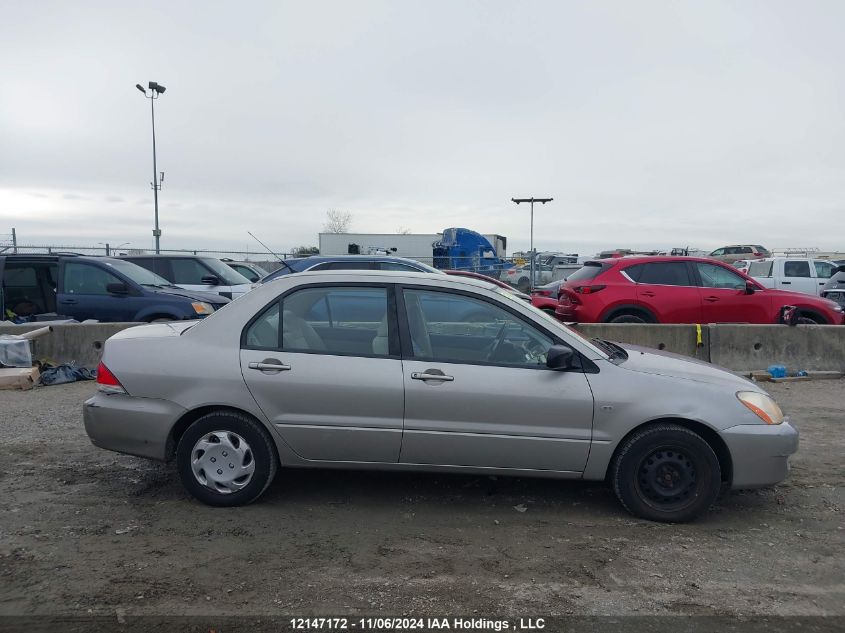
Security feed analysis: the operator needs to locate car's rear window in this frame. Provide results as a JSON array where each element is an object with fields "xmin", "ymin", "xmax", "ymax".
[
  {"xmin": 565, "ymin": 262, "xmax": 612, "ymax": 282},
  {"xmin": 748, "ymin": 261, "xmax": 773, "ymax": 277}
]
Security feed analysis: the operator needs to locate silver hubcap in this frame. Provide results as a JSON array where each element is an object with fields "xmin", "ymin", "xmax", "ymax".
[{"xmin": 190, "ymin": 431, "xmax": 256, "ymax": 494}]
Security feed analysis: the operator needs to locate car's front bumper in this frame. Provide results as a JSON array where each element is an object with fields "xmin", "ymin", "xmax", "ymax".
[
  {"xmin": 83, "ymin": 392, "xmax": 186, "ymax": 461},
  {"xmin": 721, "ymin": 420, "xmax": 799, "ymax": 489}
]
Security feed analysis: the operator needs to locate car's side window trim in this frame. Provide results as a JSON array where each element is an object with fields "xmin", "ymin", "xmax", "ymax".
[
  {"xmin": 395, "ymin": 283, "xmax": 584, "ymax": 371},
  {"xmin": 240, "ymin": 282, "xmax": 401, "ymax": 359}
]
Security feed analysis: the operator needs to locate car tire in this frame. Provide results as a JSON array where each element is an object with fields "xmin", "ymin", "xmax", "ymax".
[
  {"xmin": 517, "ymin": 277, "xmax": 530, "ymax": 293},
  {"xmin": 176, "ymin": 411, "xmax": 278, "ymax": 507},
  {"xmin": 609, "ymin": 312, "xmax": 648, "ymax": 324},
  {"xmin": 611, "ymin": 423, "xmax": 721, "ymax": 523}
]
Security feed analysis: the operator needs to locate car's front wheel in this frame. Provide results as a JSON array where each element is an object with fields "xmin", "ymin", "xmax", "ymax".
[
  {"xmin": 611, "ymin": 423, "xmax": 721, "ymax": 522},
  {"xmin": 176, "ymin": 411, "xmax": 278, "ymax": 506}
]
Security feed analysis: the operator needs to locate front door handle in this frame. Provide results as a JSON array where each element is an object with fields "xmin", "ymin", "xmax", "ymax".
[
  {"xmin": 59, "ymin": 299, "xmax": 77, "ymax": 305},
  {"xmin": 781, "ymin": 281, "xmax": 791, "ymax": 285},
  {"xmin": 412, "ymin": 371, "xmax": 454, "ymax": 382},
  {"xmin": 704, "ymin": 296, "xmax": 719, "ymax": 302},
  {"xmin": 248, "ymin": 360, "xmax": 291, "ymax": 373}
]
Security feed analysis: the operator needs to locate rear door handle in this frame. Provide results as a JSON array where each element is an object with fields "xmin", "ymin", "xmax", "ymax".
[
  {"xmin": 781, "ymin": 281, "xmax": 791, "ymax": 285},
  {"xmin": 248, "ymin": 360, "xmax": 291, "ymax": 373},
  {"xmin": 412, "ymin": 371, "xmax": 454, "ymax": 382},
  {"xmin": 704, "ymin": 296, "xmax": 719, "ymax": 302},
  {"xmin": 641, "ymin": 291, "xmax": 656, "ymax": 297},
  {"xmin": 59, "ymin": 299, "xmax": 77, "ymax": 305}
]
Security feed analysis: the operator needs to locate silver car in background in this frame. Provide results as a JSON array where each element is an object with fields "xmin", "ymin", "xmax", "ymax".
[{"xmin": 84, "ymin": 271, "xmax": 798, "ymax": 522}]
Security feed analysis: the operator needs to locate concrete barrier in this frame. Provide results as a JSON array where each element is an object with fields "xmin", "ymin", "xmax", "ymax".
[
  {"xmin": 573, "ymin": 323, "xmax": 710, "ymax": 363},
  {"xmin": 0, "ymin": 321, "xmax": 842, "ymax": 373},
  {"xmin": 708, "ymin": 324, "xmax": 845, "ymax": 373},
  {"xmin": 0, "ymin": 323, "xmax": 142, "ymax": 368}
]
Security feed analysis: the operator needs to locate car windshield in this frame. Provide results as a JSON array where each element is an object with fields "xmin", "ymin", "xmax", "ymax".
[
  {"xmin": 199, "ymin": 258, "xmax": 252, "ymax": 285},
  {"xmin": 102, "ymin": 259, "xmax": 172, "ymax": 286},
  {"xmin": 493, "ymin": 287, "xmax": 609, "ymax": 359}
]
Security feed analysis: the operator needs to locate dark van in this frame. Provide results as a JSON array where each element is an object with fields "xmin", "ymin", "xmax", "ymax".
[{"xmin": 0, "ymin": 254, "xmax": 229, "ymax": 323}]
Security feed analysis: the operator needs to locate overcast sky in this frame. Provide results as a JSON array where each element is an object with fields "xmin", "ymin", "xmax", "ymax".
[{"xmin": 1, "ymin": 0, "xmax": 843, "ymax": 257}]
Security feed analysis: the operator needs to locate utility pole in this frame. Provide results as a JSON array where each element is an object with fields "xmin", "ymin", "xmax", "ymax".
[
  {"xmin": 11, "ymin": 227, "xmax": 17, "ymax": 254},
  {"xmin": 511, "ymin": 197, "xmax": 552, "ymax": 291},
  {"xmin": 136, "ymin": 82, "xmax": 167, "ymax": 253}
]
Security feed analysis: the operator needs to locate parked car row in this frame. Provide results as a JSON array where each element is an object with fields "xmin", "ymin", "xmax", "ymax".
[{"xmin": 0, "ymin": 254, "xmax": 230, "ymax": 323}]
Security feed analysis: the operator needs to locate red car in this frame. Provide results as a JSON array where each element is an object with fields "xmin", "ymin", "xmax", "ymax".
[
  {"xmin": 530, "ymin": 280, "xmax": 565, "ymax": 314},
  {"xmin": 555, "ymin": 256, "xmax": 845, "ymax": 325}
]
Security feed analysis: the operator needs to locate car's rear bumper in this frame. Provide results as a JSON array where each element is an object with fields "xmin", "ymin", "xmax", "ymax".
[
  {"xmin": 721, "ymin": 420, "xmax": 799, "ymax": 489},
  {"xmin": 83, "ymin": 392, "xmax": 186, "ymax": 461}
]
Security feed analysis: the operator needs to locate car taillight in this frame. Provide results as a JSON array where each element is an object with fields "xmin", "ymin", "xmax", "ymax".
[
  {"xmin": 560, "ymin": 289, "xmax": 579, "ymax": 305},
  {"xmin": 574, "ymin": 284, "xmax": 606, "ymax": 295},
  {"xmin": 96, "ymin": 361, "xmax": 127, "ymax": 395},
  {"xmin": 752, "ymin": 251, "xmax": 762, "ymax": 257}
]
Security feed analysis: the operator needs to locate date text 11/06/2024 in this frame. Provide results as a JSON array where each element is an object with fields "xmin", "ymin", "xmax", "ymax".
[{"xmin": 289, "ymin": 617, "xmax": 546, "ymax": 631}]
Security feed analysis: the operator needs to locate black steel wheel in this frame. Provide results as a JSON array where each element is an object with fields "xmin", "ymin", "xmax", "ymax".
[{"xmin": 611, "ymin": 423, "xmax": 721, "ymax": 522}]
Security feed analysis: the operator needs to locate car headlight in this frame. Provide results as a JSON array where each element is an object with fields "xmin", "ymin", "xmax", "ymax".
[
  {"xmin": 191, "ymin": 301, "xmax": 214, "ymax": 315},
  {"xmin": 736, "ymin": 391, "xmax": 784, "ymax": 425}
]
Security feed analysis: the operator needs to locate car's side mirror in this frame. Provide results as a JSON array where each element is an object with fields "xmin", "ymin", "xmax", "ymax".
[
  {"xmin": 546, "ymin": 345, "xmax": 576, "ymax": 370},
  {"xmin": 200, "ymin": 275, "xmax": 220, "ymax": 285},
  {"xmin": 834, "ymin": 265, "xmax": 845, "ymax": 275},
  {"xmin": 745, "ymin": 281, "xmax": 756, "ymax": 295},
  {"xmin": 106, "ymin": 282, "xmax": 129, "ymax": 295}
]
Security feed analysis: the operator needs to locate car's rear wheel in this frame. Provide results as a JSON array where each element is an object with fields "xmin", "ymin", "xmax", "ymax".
[
  {"xmin": 611, "ymin": 423, "xmax": 721, "ymax": 523},
  {"xmin": 176, "ymin": 411, "xmax": 278, "ymax": 507},
  {"xmin": 517, "ymin": 277, "xmax": 530, "ymax": 293},
  {"xmin": 608, "ymin": 312, "xmax": 649, "ymax": 324}
]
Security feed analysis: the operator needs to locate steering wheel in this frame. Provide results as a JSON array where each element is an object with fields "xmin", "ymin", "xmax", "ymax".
[{"xmin": 483, "ymin": 321, "xmax": 510, "ymax": 362}]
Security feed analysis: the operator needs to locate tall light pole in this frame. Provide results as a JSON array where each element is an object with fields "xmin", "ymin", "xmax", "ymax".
[
  {"xmin": 511, "ymin": 197, "xmax": 552, "ymax": 291},
  {"xmin": 136, "ymin": 82, "xmax": 166, "ymax": 253}
]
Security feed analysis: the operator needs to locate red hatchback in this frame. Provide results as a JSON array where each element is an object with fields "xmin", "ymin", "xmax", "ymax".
[{"xmin": 555, "ymin": 256, "xmax": 845, "ymax": 325}]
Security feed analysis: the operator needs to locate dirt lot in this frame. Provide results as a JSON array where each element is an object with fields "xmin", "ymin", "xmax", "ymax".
[{"xmin": 0, "ymin": 380, "xmax": 843, "ymax": 619}]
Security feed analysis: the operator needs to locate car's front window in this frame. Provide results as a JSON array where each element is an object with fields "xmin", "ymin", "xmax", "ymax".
[
  {"xmin": 696, "ymin": 262, "xmax": 746, "ymax": 289},
  {"xmin": 102, "ymin": 260, "xmax": 170, "ymax": 286},
  {"xmin": 404, "ymin": 288, "xmax": 553, "ymax": 367}
]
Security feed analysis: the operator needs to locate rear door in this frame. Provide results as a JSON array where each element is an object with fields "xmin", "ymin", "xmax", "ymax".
[
  {"xmin": 240, "ymin": 283, "xmax": 404, "ymax": 463},
  {"xmin": 626, "ymin": 262, "xmax": 702, "ymax": 323},
  {"xmin": 694, "ymin": 261, "xmax": 772, "ymax": 323},
  {"xmin": 399, "ymin": 286, "xmax": 594, "ymax": 472},
  {"xmin": 778, "ymin": 260, "xmax": 816, "ymax": 296}
]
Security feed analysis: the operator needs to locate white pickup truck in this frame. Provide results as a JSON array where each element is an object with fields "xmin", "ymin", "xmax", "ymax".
[{"xmin": 748, "ymin": 257, "xmax": 838, "ymax": 297}]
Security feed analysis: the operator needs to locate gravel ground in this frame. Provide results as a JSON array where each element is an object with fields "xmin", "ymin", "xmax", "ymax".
[{"xmin": 0, "ymin": 380, "xmax": 843, "ymax": 619}]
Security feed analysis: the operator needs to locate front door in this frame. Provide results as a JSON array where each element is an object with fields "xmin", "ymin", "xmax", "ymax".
[
  {"xmin": 399, "ymin": 287, "xmax": 594, "ymax": 472},
  {"xmin": 240, "ymin": 284, "xmax": 404, "ymax": 463},
  {"xmin": 59, "ymin": 261, "xmax": 139, "ymax": 322},
  {"xmin": 694, "ymin": 261, "xmax": 772, "ymax": 323}
]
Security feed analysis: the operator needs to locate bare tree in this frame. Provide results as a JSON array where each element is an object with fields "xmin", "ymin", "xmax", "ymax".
[
  {"xmin": 292, "ymin": 245, "xmax": 319, "ymax": 256},
  {"xmin": 323, "ymin": 209, "xmax": 352, "ymax": 233},
  {"xmin": 396, "ymin": 226, "xmax": 412, "ymax": 235}
]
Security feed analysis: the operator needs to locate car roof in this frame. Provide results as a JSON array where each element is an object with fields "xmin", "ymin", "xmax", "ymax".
[
  {"xmin": 284, "ymin": 255, "xmax": 425, "ymax": 263},
  {"xmin": 120, "ymin": 254, "xmax": 214, "ymax": 259},
  {"xmin": 273, "ymin": 268, "xmax": 498, "ymax": 291},
  {"xmin": 585, "ymin": 255, "xmax": 730, "ymax": 266},
  {"xmin": 1, "ymin": 253, "xmax": 125, "ymax": 264}
]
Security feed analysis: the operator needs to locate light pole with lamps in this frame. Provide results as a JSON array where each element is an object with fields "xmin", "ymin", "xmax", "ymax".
[
  {"xmin": 511, "ymin": 197, "xmax": 553, "ymax": 291},
  {"xmin": 136, "ymin": 81, "xmax": 166, "ymax": 254}
]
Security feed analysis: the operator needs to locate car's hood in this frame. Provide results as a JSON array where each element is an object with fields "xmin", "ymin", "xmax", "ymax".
[
  {"xmin": 151, "ymin": 287, "xmax": 231, "ymax": 304},
  {"xmin": 617, "ymin": 344, "xmax": 756, "ymax": 390}
]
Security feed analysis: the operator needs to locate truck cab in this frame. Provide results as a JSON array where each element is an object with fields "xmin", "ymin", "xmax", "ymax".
[{"xmin": 748, "ymin": 257, "xmax": 837, "ymax": 297}]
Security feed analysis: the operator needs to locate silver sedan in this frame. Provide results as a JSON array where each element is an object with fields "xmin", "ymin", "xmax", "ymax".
[{"xmin": 84, "ymin": 271, "xmax": 798, "ymax": 522}]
